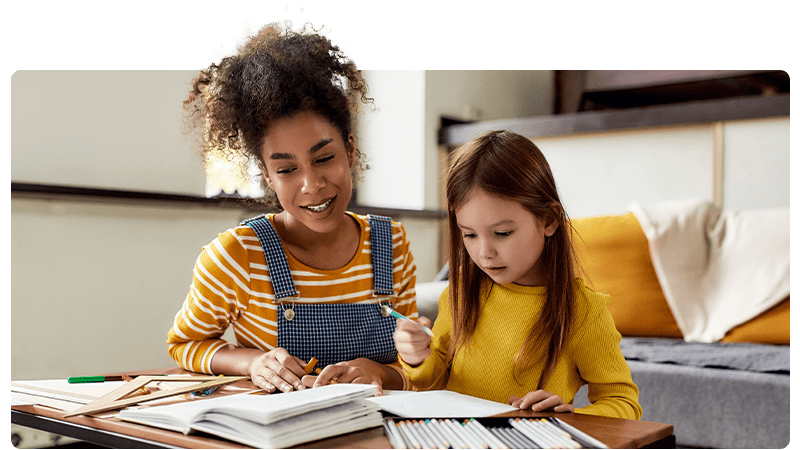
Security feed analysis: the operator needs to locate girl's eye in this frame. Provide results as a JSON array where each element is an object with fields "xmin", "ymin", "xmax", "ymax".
[
  {"xmin": 462, "ymin": 232, "xmax": 476, "ymax": 240},
  {"xmin": 316, "ymin": 154, "xmax": 335, "ymax": 164},
  {"xmin": 495, "ymin": 231, "xmax": 513, "ymax": 237},
  {"xmin": 276, "ymin": 167, "xmax": 296, "ymax": 175}
]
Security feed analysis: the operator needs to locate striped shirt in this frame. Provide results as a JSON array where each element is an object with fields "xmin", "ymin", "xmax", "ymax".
[{"xmin": 167, "ymin": 213, "xmax": 418, "ymax": 386}]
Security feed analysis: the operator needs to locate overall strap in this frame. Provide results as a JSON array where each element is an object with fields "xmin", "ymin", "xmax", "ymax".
[
  {"xmin": 368, "ymin": 214, "xmax": 397, "ymax": 297},
  {"xmin": 240, "ymin": 214, "xmax": 299, "ymax": 301}
]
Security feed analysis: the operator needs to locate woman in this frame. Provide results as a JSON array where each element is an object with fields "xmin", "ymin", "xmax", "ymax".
[{"xmin": 168, "ymin": 24, "xmax": 418, "ymax": 394}]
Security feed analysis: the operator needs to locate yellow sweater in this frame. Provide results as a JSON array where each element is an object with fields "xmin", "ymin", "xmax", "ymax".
[
  {"xmin": 400, "ymin": 279, "xmax": 642, "ymax": 420},
  {"xmin": 167, "ymin": 213, "xmax": 418, "ymax": 384}
]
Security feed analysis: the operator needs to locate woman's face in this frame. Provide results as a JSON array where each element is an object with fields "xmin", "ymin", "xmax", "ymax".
[{"xmin": 260, "ymin": 111, "xmax": 356, "ymax": 235}]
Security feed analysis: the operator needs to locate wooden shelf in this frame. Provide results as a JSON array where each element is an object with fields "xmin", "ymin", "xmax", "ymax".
[
  {"xmin": 440, "ymin": 93, "xmax": 789, "ymax": 147},
  {"xmin": 10, "ymin": 182, "xmax": 446, "ymax": 220}
]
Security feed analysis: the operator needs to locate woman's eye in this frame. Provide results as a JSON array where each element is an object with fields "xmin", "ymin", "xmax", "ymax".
[
  {"xmin": 276, "ymin": 167, "xmax": 296, "ymax": 175},
  {"xmin": 316, "ymin": 154, "xmax": 335, "ymax": 164},
  {"xmin": 495, "ymin": 231, "xmax": 512, "ymax": 237},
  {"xmin": 462, "ymin": 233, "xmax": 476, "ymax": 239}
]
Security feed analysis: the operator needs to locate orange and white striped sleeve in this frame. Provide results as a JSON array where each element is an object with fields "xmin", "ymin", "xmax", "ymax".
[{"xmin": 166, "ymin": 229, "xmax": 251, "ymax": 374}]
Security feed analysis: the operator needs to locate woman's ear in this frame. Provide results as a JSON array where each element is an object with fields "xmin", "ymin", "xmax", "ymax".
[
  {"xmin": 346, "ymin": 134, "xmax": 356, "ymax": 168},
  {"xmin": 259, "ymin": 161, "xmax": 275, "ymax": 190}
]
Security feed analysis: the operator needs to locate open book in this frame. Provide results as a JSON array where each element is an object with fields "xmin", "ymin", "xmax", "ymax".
[{"xmin": 117, "ymin": 383, "xmax": 382, "ymax": 448}]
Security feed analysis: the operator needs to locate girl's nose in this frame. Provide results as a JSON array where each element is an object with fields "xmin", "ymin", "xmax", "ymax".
[{"xmin": 478, "ymin": 239, "xmax": 495, "ymax": 260}]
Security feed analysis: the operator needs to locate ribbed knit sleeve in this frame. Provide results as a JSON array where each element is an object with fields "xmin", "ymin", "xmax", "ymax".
[
  {"xmin": 571, "ymin": 289, "xmax": 642, "ymax": 419},
  {"xmin": 399, "ymin": 286, "xmax": 452, "ymax": 389}
]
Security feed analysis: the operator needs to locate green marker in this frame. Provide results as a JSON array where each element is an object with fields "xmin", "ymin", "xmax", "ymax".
[{"xmin": 68, "ymin": 375, "xmax": 126, "ymax": 383}]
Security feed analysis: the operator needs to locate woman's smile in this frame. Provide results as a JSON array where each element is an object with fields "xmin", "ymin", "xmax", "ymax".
[{"xmin": 304, "ymin": 197, "xmax": 334, "ymax": 212}]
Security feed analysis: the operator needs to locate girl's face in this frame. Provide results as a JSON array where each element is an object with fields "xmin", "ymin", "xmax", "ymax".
[
  {"xmin": 455, "ymin": 188, "xmax": 558, "ymax": 286},
  {"xmin": 260, "ymin": 111, "xmax": 356, "ymax": 235}
]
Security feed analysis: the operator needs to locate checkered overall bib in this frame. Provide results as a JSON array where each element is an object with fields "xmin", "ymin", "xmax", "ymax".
[{"xmin": 241, "ymin": 214, "xmax": 399, "ymax": 369}]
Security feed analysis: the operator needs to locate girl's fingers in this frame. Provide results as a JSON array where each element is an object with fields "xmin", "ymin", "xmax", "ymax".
[
  {"xmin": 529, "ymin": 395, "xmax": 563, "ymax": 411},
  {"xmin": 554, "ymin": 403, "xmax": 575, "ymax": 413}
]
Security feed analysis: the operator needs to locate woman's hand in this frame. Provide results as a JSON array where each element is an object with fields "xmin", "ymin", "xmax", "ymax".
[
  {"xmin": 393, "ymin": 316, "xmax": 433, "ymax": 366},
  {"xmin": 245, "ymin": 348, "xmax": 308, "ymax": 393},
  {"xmin": 509, "ymin": 390, "xmax": 575, "ymax": 413},
  {"xmin": 301, "ymin": 358, "xmax": 400, "ymax": 395}
]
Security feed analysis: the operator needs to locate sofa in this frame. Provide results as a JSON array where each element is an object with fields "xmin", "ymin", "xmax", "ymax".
[{"xmin": 415, "ymin": 199, "xmax": 789, "ymax": 449}]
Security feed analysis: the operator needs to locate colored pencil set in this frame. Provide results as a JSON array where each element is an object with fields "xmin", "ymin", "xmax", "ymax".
[{"xmin": 384, "ymin": 417, "xmax": 607, "ymax": 449}]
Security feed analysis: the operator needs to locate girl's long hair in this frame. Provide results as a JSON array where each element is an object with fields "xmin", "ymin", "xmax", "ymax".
[{"xmin": 445, "ymin": 130, "xmax": 577, "ymax": 389}]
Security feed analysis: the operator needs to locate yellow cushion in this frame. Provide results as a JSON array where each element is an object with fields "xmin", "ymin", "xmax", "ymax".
[
  {"xmin": 721, "ymin": 297, "xmax": 789, "ymax": 344},
  {"xmin": 571, "ymin": 213, "xmax": 683, "ymax": 338}
]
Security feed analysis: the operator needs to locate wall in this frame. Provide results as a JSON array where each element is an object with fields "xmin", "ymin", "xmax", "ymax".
[
  {"xmin": 424, "ymin": 71, "xmax": 555, "ymax": 210},
  {"xmin": 722, "ymin": 117, "xmax": 790, "ymax": 210},
  {"xmin": 532, "ymin": 117, "xmax": 789, "ymax": 218},
  {"xmin": 11, "ymin": 71, "xmax": 206, "ymax": 195},
  {"xmin": 10, "ymin": 197, "xmax": 245, "ymax": 379}
]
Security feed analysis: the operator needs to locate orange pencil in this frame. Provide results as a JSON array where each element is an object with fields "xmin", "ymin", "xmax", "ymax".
[{"xmin": 303, "ymin": 357, "xmax": 338, "ymax": 384}]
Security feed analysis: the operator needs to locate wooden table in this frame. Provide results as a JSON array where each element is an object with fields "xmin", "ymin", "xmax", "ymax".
[
  {"xmin": 12, "ymin": 370, "xmax": 674, "ymax": 449},
  {"xmin": 11, "ymin": 405, "xmax": 674, "ymax": 449}
]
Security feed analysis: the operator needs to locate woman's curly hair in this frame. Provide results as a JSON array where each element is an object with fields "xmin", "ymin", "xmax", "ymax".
[{"xmin": 183, "ymin": 23, "xmax": 372, "ymax": 208}]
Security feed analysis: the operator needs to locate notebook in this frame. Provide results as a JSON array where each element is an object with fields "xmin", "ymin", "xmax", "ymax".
[{"xmin": 117, "ymin": 383, "xmax": 382, "ymax": 447}]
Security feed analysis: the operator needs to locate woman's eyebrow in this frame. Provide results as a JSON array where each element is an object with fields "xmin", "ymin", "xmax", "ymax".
[
  {"xmin": 269, "ymin": 138, "xmax": 333, "ymax": 160},
  {"xmin": 309, "ymin": 138, "xmax": 333, "ymax": 154}
]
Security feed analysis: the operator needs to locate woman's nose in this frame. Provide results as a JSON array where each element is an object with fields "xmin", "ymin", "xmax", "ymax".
[{"xmin": 301, "ymin": 168, "xmax": 325, "ymax": 193}]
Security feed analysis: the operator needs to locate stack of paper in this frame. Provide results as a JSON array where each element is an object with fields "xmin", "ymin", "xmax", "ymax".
[{"xmin": 118, "ymin": 383, "xmax": 382, "ymax": 448}]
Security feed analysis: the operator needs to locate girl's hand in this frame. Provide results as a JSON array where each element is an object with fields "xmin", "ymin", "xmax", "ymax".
[
  {"xmin": 301, "ymin": 358, "xmax": 391, "ymax": 395},
  {"xmin": 246, "ymin": 348, "xmax": 308, "ymax": 393},
  {"xmin": 393, "ymin": 316, "xmax": 433, "ymax": 366},
  {"xmin": 509, "ymin": 390, "xmax": 575, "ymax": 413}
]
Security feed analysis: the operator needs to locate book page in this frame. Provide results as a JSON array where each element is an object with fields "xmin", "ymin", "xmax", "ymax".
[
  {"xmin": 118, "ymin": 382, "xmax": 380, "ymax": 432},
  {"xmin": 192, "ymin": 399, "xmax": 383, "ymax": 448}
]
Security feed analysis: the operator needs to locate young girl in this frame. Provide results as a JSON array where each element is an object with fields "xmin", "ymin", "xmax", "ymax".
[
  {"xmin": 394, "ymin": 130, "xmax": 642, "ymax": 419},
  {"xmin": 167, "ymin": 24, "xmax": 418, "ymax": 395}
]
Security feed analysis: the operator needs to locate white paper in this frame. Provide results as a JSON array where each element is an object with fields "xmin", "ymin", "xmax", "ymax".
[
  {"xmin": 11, "ymin": 379, "xmax": 127, "ymax": 412},
  {"xmin": 367, "ymin": 390, "xmax": 518, "ymax": 418}
]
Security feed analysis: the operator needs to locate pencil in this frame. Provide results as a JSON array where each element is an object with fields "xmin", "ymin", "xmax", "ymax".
[
  {"xmin": 398, "ymin": 420, "xmax": 423, "ymax": 449},
  {"xmin": 384, "ymin": 418, "xmax": 409, "ymax": 449},
  {"xmin": 553, "ymin": 418, "xmax": 609, "ymax": 449},
  {"xmin": 121, "ymin": 375, "xmax": 151, "ymax": 395},
  {"xmin": 434, "ymin": 419, "xmax": 466, "ymax": 449},
  {"xmin": 424, "ymin": 419, "xmax": 451, "ymax": 449},
  {"xmin": 467, "ymin": 418, "xmax": 508, "ymax": 449},
  {"xmin": 303, "ymin": 357, "xmax": 319, "ymax": 375},
  {"xmin": 380, "ymin": 305, "xmax": 434, "ymax": 337},
  {"xmin": 509, "ymin": 418, "xmax": 550, "ymax": 449}
]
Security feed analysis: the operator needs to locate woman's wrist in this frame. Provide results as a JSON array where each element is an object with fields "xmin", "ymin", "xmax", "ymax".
[{"xmin": 210, "ymin": 346, "xmax": 265, "ymax": 376}]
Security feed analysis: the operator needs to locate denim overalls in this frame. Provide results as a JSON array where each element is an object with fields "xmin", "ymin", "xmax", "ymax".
[{"xmin": 241, "ymin": 214, "xmax": 399, "ymax": 369}]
